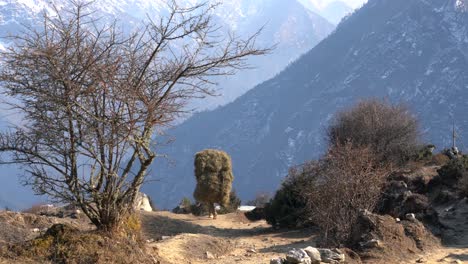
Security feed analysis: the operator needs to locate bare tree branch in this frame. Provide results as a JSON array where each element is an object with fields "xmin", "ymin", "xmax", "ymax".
[{"xmin": 0, "ymin": 0, "xmax": 271, "ymax": 232}]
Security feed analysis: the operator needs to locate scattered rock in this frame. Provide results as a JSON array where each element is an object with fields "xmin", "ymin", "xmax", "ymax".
[
  {"xmin": 318, "ymin": 248, "xmax": 345, "ymax": 263},
  {"xmin": 403, "ymin": 194, "xmax": 430, "ymax": 215},
  {"xmin": 406, "ymin": 213, "xmax": 417, "ymax": 222},
  {"xmin": 396, "ymin": 218, "xmax": 401, "ymax": 223},
  {"xmin": 245, "ymin": 207, "xmax": 266, "ymax": 221},
  {"xmin": 135, "ymin": 192, "xmax": 153, "ymax": 212},
  {"xmin": 247, "ymin": 248, "xmax": 256, "ymax": 253},
  {"xmin": 303, "ymin": 246, "xmax": 321, "ymax": 263},
  {"xmin": 416, "ymin": 257, "xmax": 426, "ymax": 263},
  {"xmin": 270, "ymin": 258, "xmax": 285, "ymax": 264},
  {"xmin": 205, "ymin": 251, "xmax": 215, "ymax": 259},
  {"xmin": 31, "ymin": 228, "xmax": 40, "ymax": 233},
  {"xmin": 286, "ymin": 248, "xmax": 311, "ymax": 264},
  {"xmin": 359, "ymin": 239, "xmax": 382, "ymax": 249}
]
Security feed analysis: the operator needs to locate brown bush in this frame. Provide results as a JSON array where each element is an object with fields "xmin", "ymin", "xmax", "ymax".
[
  {"xmin": 4, "ymin": 223, "xmax": 153, "ymax": 264},
  {"xmin": 264, "ymin": 162, "xmax": 316, "ymax": 228},
  {"xmin": 431, "ymin": 153, "xmax": 450, "ymax": 166},
  {"xmin": 327, "ymin": 99, "xmax": 420, "ymax": 165},
  {"xmin": 300, "ymin": 144, "xmax": 392, "ymax": 246}
]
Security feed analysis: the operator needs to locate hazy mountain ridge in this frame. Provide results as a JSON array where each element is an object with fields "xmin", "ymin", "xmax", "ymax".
[
  {"xmin": 0, "ymin": 0, "xmax": 335, "ymax": 209},
  {"xmin": 298, "ymin": 0, "xmax": 359, "ymax": 24},
  {"xmin": 0, "ymin": 0, "xmax": 334, "ymax": 109},
  {"xmin": 144, "ymin": 0, "xmax": 468, "ymax": 209}
]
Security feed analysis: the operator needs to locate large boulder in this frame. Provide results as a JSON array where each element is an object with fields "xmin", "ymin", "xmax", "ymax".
[
  {"xmin": 285, "ymin": 248, "xmax": 311, "ymax": 264},
  {"xmin": 303, "ymin": 246, "xmax": 321, "ymax": 264},
  {"xmin": 135, "ymin": 193, "xmax": 153, "ymax": 212},
  {"xmin": 318, "ymin": 248, "xmax": 345, "ymax": 263}
]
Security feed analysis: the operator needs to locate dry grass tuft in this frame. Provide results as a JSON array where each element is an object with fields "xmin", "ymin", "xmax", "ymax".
[{"xmin": 2, "ymin": 223, "xmax": 154, "ymax": 264}]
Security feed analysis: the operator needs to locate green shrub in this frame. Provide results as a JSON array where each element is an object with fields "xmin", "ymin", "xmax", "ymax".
[
  {"xmin": 438, "ymin": 155, "xmax": 468, "ymax": 197},
  {"xmin": 172, "ymin": 197, "xmax": 193, "ymax": 214},
  {"xmin": 264, "ymin": 164, "xmax": 313, "ymax": 228},
  {"xmin": 218, "ymin": 190, "xmax": 241, "ymax": 214},
  {"xmin": 190, "ymin": 202, "xmax": 210, "ymax": 216},
  {"xmin": 414, "ymin": 144, "xmax": 436, "ymax": 161},
  {"xmin": 246, "ymin": 192, "xmax": 271, "ymax": 208},
  {"xmin": 437, "ymin": 155, "xmax": 468, "ymax": 182}
]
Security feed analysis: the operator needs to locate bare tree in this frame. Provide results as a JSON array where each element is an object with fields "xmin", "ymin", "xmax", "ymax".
[
  {"xmin": 0, "ymin": 0, "xmax": 269, "ymax": 232},
  {"xmin": 327, "ymin": 99, "xmax": 420, "ymax": 165},
  {"xmin": 300, "ymin": 143, "xmax": 392, "ymax": 246}
]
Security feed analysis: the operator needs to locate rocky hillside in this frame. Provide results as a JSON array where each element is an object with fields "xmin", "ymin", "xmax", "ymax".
[{"xmin": 145, "ymin": 0, "xmax": 468, "ymax": 209}]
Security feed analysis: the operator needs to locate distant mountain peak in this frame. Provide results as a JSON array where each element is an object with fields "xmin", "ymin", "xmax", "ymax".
[{"xmin": 298, "ymin": 0, "xmax": 359, "ymax": 24}]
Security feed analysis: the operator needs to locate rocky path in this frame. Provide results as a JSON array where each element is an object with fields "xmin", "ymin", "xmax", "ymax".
[
  {"xmin": 140, "ymin": 210, "xmax": 468, "ymax": 264},
  {"xmin": 141, "ymin": 211, "xmax": 318, "ymax": 264}
]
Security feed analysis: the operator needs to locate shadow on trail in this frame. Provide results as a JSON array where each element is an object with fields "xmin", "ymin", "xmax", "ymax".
[
  {"xmin": 446, "ymin": 253, "xmax": 468, "ymax": 261},
  {"xmin": 140, "ymin": 213, "xmax": 269, "ymax": 238},
  {"xmin": 140, "ymin": 213, "xmax": 316, "ymax": 242}
]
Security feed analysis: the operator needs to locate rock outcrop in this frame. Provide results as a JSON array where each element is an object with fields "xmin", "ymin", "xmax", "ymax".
[{"xmin": 135, "ymin": 193, "xmax": 153, "ymax": 212}]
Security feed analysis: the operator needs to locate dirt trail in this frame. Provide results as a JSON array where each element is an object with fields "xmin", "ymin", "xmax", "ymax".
[
  {"xmin": 140, "ymin": 211, "xmax": 468, "ymax": 264},
  {"xmin": 420, "ymin": 197, "xmax": 468, "ymax": 264},
  {"xmin": 141, "ymin": 211, "xmax": 317, "ymax": 264}
]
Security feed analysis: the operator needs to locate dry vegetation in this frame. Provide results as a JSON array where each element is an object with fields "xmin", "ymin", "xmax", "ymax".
[
  {"xmin": 300, "ymin": 144, "xmax": 392, "ymax": 246},
  {"xmin": 327, "ymin": 99, "xmax": 420, "ymax": 164},
  {"xmin": 0, "ymin": 0, "xmax": 268, "ymax": 233}
]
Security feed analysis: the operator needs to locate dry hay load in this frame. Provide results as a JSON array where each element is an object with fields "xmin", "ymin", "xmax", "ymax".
[{"xmin": 193, "ymin": 149, "xmax": 234, "ymax": 218}]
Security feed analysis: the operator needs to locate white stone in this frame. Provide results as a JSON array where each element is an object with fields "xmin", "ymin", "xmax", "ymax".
[
  {"xmin": 135, "ymin": 192, "xmax": 153, "ymax": 212},
  {"xmin": 318, "ymin": 248, "xmax": 345, "ymax": 263},
  {"xmin": 238, "ymin": 206, "xmax": 256, "ymax": 212},
  {"xmin": 286, "ymin": 248, "xmax": 311, "ymax": 264},
  {"xmin": 406, "ymin": 213, "xmax": 417, "ymax": 222},
  {"xmin": 304, "ymin": 246, "xmax": 321, "ymax": 263},
  {"xmin": 360, "ymin": 239, "xmax": 382, "ymax": 249},
  {"xmin": 205, "ymin": 251, "xmax": 215, "ymax": 259},
  {"xmin": 270, "ymin": 258, "xmax": 284, "ymax": 264}
]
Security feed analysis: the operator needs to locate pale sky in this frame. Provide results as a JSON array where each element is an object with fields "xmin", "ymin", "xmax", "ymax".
[
  {"xmin": 307, "ymin": 0, "xmax": 369, "ymax": 9},
  {"xmin": 345, "ymin": 0, "xmax": 368, "ymax": 9}
]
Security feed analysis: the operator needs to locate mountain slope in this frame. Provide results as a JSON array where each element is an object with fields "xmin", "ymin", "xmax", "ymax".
[
  {"xmin": 298, "ymin": 0, "xmax": 359, "ymax": 24},
  {"xmin": 322, "ymin": 1, "xmax": 353, "ymax": 24},
  {"xmin": 0, "ymin": 0, "xmax": 333, "ymax": 209},
  {"xmin": 191, "ymin": 0, "xmax": 334, "ymax": 109},
  {"xmin": 145, "ymin": 0, "xmax": 468, "ymax": 208},
  {"xmin": 0, "ymin": 0, "xmax": 334, "ymax": 110}
]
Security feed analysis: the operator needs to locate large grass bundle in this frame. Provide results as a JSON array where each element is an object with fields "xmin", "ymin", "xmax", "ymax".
[{"xmin": 193, "ymin": 149, "xmax": 234, "ymax": 206}]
